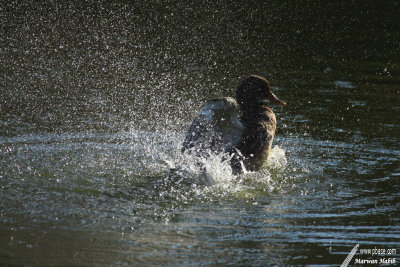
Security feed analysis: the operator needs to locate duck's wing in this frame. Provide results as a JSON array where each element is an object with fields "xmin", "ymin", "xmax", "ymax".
[
  {"xmin": 181, "ymin": 108, "xmax": 212, "ymax": 153},
  {"xmin": 182, "ymin": 97, "xmax": 244, "ymax": 155}
]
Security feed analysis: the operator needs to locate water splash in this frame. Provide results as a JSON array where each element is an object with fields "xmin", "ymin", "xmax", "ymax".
[
  {"xmin": 155, "ymin": 128, "xmax": 289, "ymax": 197},
  {"xmin": 266, "ymin": 145, "xmax": 287, "ymax": 169}
]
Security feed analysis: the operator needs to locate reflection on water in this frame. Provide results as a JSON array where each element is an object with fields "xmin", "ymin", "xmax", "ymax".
[{"xmin": 1, "ymin": 0, "xmax": 400, "ymax": 265}]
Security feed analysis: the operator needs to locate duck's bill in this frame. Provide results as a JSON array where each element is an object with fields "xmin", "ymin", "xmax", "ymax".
[{"xmin": 269, "ymin": 92, "xmax": 286, "ymax": 106}]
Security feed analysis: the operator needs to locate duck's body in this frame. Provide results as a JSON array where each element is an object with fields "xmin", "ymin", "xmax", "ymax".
[
  {"xmin": 230, "ymin": 104, "xmax": 277, "ymax": 174},
  {"xmin": 182, "ymin": 75, "xmax": 285, "ymax": 174}
]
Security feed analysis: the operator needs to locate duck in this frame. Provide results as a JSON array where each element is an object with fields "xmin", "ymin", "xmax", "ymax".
[{"xmin": 182, "ymin": 75, "xmax": 286, "ymax": 175}]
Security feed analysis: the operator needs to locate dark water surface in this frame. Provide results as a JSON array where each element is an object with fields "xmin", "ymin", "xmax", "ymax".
[{"xmin": 1, "ymin": 1, "xmax": 400, "ymax": 266}]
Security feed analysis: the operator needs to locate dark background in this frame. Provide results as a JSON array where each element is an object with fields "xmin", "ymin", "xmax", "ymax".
[{"xmin": 2, "ymin": 0, "xmax": 399, "ymax": 139}]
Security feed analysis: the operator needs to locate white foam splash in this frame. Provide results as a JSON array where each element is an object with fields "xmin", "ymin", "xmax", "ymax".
[
  {"xmin": 169, "ymin": 144, "xmax": 287, "ymax": 194},
  {"xmin": 126, "ymin": 127, "xmax": 288, "ymax": 195},
  {"xmin": 266, "ymin": 145, "xmax": 288, "ymax": 169}
]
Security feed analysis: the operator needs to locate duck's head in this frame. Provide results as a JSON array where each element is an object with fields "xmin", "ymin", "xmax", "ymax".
[{"xmin": 236, "ymin": 75, "xmax": 286, "ymax": 109}]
